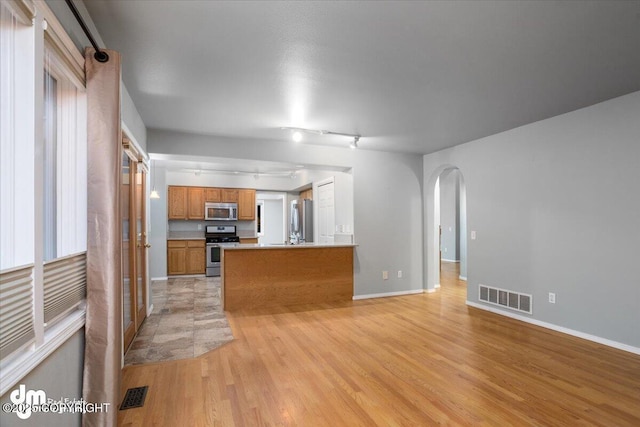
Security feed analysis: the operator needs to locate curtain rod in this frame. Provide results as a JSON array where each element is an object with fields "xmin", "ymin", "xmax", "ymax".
[{"xmin": 64, "ymin": 0, "xmax": 109, "ymax": 63}]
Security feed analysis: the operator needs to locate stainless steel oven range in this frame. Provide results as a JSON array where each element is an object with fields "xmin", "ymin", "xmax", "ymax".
[{"xmin": 205, "ymin": 225, "xmax": 240, "ymax": 277}]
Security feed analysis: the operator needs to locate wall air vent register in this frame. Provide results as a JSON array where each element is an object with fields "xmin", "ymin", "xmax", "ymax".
[{"xmin": 479, "ymin": 284, "xmax": 532, "ymax": 314}]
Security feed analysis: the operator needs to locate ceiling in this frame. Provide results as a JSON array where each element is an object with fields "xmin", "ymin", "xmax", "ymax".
[{"xmin": 84, "ymin": 0, "xmax": 640, "ymax": 155}]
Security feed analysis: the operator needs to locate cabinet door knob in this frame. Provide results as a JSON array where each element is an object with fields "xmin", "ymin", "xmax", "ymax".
[{"xmin": 144, "ymin": 243, "xmax": 151, "ymax": 248}]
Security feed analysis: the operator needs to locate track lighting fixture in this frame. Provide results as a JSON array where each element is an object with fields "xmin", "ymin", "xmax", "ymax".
[{"xmin": 280, "ymin": 127, "xmax": 361, "ymax": 149}]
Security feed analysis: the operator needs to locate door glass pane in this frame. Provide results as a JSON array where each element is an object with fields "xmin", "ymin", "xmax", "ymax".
[
  {"xmin": 136, "ymin": 167, "xmax": 144, "ymax": 310},
  {"xmin": 122, "ymin": 152, "xmax": 132, "ymax": 329}
]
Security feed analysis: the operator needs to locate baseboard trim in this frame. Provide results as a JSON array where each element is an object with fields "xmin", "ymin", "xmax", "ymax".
[
  {"xmin": 466, "ymin": 301, "xmax": 640, "ymax": 356},
  {"xmin": 353, "ymin": 289, "xmax": 424, "ymax": 300},
  {"xmin": 151, "ymin": 276, "xmax": 168, "ymax": 281},
  {"xmin": 459, "ymin": 276, "xmax": 467, "ymax": 281},
  {"xmin": 426, "ymin": 288, "xmax": 437, "ymax": 294},
  {"xmin": 434, "ymin": 283, "xmax": 441, "ymax": 289},
  {"xmin": 441, "ymin": 259, "xmax": 460, "ymax": 263}
]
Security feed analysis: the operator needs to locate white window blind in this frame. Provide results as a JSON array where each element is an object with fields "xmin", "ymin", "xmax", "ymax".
[
  {"xmin": 0, "ymin": 266, "xmax": 35, "ymax": 356},
  {"xmin": 43, "ymin": 253, "xmax": 86, "ymax": 324}
]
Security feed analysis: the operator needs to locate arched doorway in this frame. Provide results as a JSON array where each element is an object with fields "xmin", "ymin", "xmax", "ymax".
[{"xmin": 425, "ymin": 166, "xmax": 467, "ymax": 293}]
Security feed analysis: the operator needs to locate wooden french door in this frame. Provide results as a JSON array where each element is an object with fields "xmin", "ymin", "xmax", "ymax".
[{"xmin": 121, "ymin": 137, "xmax": 148, "ymax": 353}]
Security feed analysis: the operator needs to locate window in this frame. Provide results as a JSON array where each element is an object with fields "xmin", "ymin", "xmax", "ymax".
[{"xmin": 0, "ymin": 0, "xmax": 87, "ymax": 396}]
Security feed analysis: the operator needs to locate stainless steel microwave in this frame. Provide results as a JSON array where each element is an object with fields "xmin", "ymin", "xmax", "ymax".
[{"xmin": 205, "ymin": 202, "xmax": 238, "ymax": 221}]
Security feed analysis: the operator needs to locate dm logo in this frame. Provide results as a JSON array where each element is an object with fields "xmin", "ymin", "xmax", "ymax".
[{"xmin": 9, "ymin": 384, "xmax": 46, "ymax": 420}]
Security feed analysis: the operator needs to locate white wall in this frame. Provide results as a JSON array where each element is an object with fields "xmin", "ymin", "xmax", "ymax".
[
  {"xmin": 424, "ymin": 91, "xmax": 640, "ymax": 350},
  {"xmin": 148, "ymin": 129, "xmax": 424, "ymax": 296},
  {"xmin": 0, "ymin": 330, "xmax": 84, "ymax": 427}
]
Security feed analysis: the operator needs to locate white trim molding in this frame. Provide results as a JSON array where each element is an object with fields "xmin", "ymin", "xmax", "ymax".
[
  {"xmin": 353, "ymin": 289, "xmax": 424, "ymax": 300},
  {"xmin": 466, "ymin": 301, "xmax": 640, "ymax": 356},
  {"xmin": 151, "ymin": 276, "xmax": 169, "ymax": 281},
  {"xmin": 441, "ymin": 259, "xmax": 460, "ymax": 263},
  {"xmin": 459, "ymin": 276, "xmax": 467, "ymax": 281}
]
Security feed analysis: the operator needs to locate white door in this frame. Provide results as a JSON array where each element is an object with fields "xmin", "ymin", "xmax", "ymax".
[{"xmin": 318, "ymin": 181, "xmax": 335, "ymax": 244}]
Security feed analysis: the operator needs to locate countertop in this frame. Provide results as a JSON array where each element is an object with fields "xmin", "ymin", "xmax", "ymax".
[
  {"xmin": 167, "ymin": 231, "xmax": 206, "ymax": 240},
  {"xmin": 222, "ymin": 242, "xmax": 357, "ymax": 250}
]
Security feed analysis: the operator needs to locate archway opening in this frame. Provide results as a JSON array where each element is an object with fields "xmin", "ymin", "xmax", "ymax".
[{"xmin": 426, "ymin": 166, "xmax": 467, "ymax": 295}]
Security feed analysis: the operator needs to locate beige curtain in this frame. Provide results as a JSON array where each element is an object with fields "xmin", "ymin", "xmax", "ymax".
[{"xmin": 83, "ymin": 48, "xmax": 122, "ymax": 427}]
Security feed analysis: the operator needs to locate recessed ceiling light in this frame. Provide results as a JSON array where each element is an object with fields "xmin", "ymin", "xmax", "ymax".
[{"xmin": 292, "ymin": 131, "xmax": 303, "ymax": 143}]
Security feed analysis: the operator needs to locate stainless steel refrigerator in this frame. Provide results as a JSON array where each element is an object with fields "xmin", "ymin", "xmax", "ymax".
[{"xmin": 290, "ymin": 199, "xmax": 313, "ymax": 243}]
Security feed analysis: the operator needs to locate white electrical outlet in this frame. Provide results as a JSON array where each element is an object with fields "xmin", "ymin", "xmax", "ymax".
[
  {"xmin": 382, "ymin": 271, "xmax": 389, "ymax": 280},
  {"xmin": 549, "ymin": 292, "xmax": 556, "ymax": 304},
  {"xmin": 397, "ymin": 270, "xmax": 402, "ymax": 278},
  {"xmin": 471, "ymin": 231, "xmax": 477, "ymax": 240},
  {"xmin": 197, "ymin": 224, "xmax": 202, "ymax": 230}
]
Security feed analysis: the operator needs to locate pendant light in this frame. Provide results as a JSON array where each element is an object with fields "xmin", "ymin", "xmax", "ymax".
[{"xmin": 150, "ymin": 159, "xmax": 160, "ymax": 199}]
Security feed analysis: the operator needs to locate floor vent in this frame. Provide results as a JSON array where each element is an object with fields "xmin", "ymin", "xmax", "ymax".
[
  {"xmin": 120, "ymin": 386, "xmax": 148, "ymax": 410},
  {"xmin": 478, "ymin": 284, "xmax": 532, "ymax": 314}
]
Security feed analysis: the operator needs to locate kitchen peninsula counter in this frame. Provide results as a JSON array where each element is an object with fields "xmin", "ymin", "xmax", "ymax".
[{"xmin": 221, "ymin": 243, "xmax": 356, "ymax": 311}]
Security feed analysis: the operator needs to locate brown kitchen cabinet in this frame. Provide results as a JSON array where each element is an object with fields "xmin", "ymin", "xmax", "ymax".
[
  {"xmin": 238, "ymin": 189, "xmax": 256, "ymax": 220},
  {"xmin": 205, "ymin": 188, "xmax": 221, "ymax": 202},
  {"xmin": 167, "ymin": 239, "xmax": 205, "ymax": 275},
  {"xmin": 168, "ymin": 186, "xmax": 205, "ymax": 220},
  {"xmin": 168, "ymin": 186, "xmax": 188, "ymax": 219},
  {"xmin": 239, "ymin": 237, "xmax": 258, "ymax": 244},
  {"xmin": 187, "ymin": 187, "xmax": 204, "ymax": 219},
  {"xmin": 300, "ymin": 188, "xmax": 313, "ymax": 200},
  {"xmin": 169, "ymin": 185, "xmax": 256, "ymax": 221},
  {"xmin": 221, "ymin": 188, "xmax": 239, "ymax": 203}
]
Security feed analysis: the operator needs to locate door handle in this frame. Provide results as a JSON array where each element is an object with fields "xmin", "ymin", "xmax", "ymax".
[{"xmin": 144, "ymin": 243, "xmax": 151, "ymax": 248}]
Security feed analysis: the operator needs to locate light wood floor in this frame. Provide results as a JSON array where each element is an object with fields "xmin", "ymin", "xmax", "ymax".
[{"xmin": 119, "ymin": 263, "xmax": 640, "ymax": 426}]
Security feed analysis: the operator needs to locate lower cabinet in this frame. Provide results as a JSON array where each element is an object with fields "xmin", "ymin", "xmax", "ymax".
[
  {"xmin": 167, "ymin": 240, "xmax": 205, "ymax": 275},
  {"xmin": 239, "ymin": 237, "xmax": 258, "ymax": 244}
]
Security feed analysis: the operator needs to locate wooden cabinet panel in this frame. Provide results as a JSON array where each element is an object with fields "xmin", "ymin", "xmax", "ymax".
[
  {"xmin": 168, "ymin": 186, "xmax": 188, "ymax": 219},
  {"xmin": 167, "ymin": 240, "xmax": 187, "ymax": 275},
  {"xmin": 221, "ymin": 189, "xmax": 239, "ymax": 203},
  {"xmin": 188, "ymin": 187, "xmax": 204, "ymax": 219},
  {"xmin": 239, "ymin": 237, "xmax": 258, "ymax": 244},
  {"xmin": 205, "ymin": 188, "xmax": 221, "ymax": 202},
  {"xmin": 186, "ymin": 240, "xmax": 205, "ymax": 274},
  {"xmin": 168, "ymin": 240, "xmax": 205, "ymax": 275},
  {"xmin": 300, "ymin": 188, "xmax": 313, "ymax": 200},
  {"xmin": 238, "ymin": 189, "xmax": 256, "ymax": 220}
]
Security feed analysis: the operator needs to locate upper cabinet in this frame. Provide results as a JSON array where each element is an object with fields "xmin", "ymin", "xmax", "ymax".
[
  {"xmin": 168, "ymin": 186, "xmax": 204, "ymax": 220},
  {"xmin": 221, "ymin": 189, "xmax": 238, "ymax": 203},
  {"xmin": 168, "ymin": 185, "xmax": 256, "ymax": 221},
  {"xmin": 168, "ymin": 186, "xmax": 188, "ymax": 219},
  {"xmin": 300, "ymin": 188, "xmax": 313, "ymax": 200},
  {"xmin": 238, "ymin": 189, "xmax": 256, "ymax": 221},
  {"xmin": 205, "ymin": 188, "xmax": 221, "ymax": 202},
  {"xmin": 187, "ymin": 187, "xmax": 204, "ymax": 219}
]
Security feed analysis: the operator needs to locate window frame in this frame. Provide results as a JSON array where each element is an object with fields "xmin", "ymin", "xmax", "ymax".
[{"xmin": 0, "ymin": 0, "xmax": 88, "ymax": 396}]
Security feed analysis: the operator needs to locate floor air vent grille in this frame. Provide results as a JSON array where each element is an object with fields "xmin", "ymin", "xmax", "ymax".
[
  {"xmin": 120, "ymin": 386, "xmax": 148, "ymax": 410},
  {"xmin": 478, "ymin": 284, "xmax": 532, "ymax": 314}
]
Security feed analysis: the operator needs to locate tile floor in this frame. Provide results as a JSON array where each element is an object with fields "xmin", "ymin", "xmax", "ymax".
[{"xmin": 124, "ymin": 276, "xmax": 234, "ymax": 365}]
